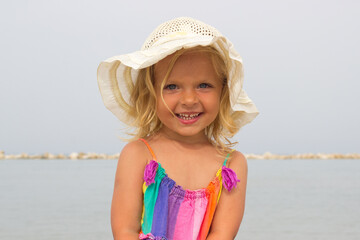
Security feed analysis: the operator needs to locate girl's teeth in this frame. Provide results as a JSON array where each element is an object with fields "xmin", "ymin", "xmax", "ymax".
[{"xmin": 178, "ymin": 113, "xmax": 199, "ymax": 120}]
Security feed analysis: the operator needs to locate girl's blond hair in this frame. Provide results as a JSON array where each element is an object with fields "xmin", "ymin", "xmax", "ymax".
[{"xmin": 124, "ymin": 46, "xmax": 243, "ymax": 155}]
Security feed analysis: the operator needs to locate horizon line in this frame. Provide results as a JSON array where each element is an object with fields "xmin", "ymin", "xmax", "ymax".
[{"xmin": 1, "ymin": 151, "xmax": 359, "ymax": 160}]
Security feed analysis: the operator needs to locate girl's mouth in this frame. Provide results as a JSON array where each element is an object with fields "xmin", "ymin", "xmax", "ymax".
[
  {"xmin": 176, "ymin": 113, "xmax": 201, "ymax": 120},
  {"xmin": 175, "ymin": 112, "xmax": 202, "ymax": 124}
]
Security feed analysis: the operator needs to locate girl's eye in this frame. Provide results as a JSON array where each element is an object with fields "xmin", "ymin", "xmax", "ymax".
[
  {"xmin": 199, "ymin": 83, "xmax": 211, "ymax": 88},
  {"xmin": 164, "ymin": 84, "xmax": 178, "ymax": 90}
]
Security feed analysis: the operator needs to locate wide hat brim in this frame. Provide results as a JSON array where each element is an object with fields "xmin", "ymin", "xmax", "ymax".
[{"xmin": 97, "ymin": 33, "xmax": 259, "ymax": 127}]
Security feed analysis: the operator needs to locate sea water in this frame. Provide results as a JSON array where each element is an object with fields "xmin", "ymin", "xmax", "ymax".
[{"xmin": 0, "ymin": 159, "xmax": 359, "ymax": 240}]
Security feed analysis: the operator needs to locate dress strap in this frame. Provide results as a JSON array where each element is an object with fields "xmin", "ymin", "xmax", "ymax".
[
  {"xmin": 222, "ymin": 149, "xmax": 235, "ymax": 166},
  {"xmin": 139, "ymin": 138, "xmax": 157, "ymax": 161}
]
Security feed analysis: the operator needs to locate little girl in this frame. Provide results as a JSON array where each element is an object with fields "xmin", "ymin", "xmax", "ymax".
[{"xmin": 97, "ymin": 17, "xmax": 259, "ymax": 240}]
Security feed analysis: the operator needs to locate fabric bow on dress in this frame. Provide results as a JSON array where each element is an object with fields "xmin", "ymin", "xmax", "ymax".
[
  {"xmin": 144, "ymin": 160, "xmax": 158, "ymax": 186},
  {"xmin": 221, "ymin": 165, "xmax": 240, "ymax": 191}
]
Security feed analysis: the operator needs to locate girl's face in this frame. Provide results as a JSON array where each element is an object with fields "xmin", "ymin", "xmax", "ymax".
[{"xmin": 154, "ymin": 51, "xmax": 223, "ymax": 140}]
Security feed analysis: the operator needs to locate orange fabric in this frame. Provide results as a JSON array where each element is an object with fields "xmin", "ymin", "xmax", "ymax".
[{"xmin": 197, "ymin": 178, "xmax": 220, "ymax": 240}]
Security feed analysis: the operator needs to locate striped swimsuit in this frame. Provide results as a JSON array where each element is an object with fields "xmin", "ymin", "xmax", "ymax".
[{"xmin": 139, "ymin": 139, "xmax": 240, "ymax": 240}]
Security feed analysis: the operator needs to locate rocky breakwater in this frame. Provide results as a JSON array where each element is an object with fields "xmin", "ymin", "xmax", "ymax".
[
  {"xmin": 0, "ymin": 150, "xmax": 120, "ymax": 160},
  {"xmin": 1, "ymin": 150, "xmax": 360, "ymax": 160},
  {"xmin": 244, "ymin": 152, "xmax": 360, "ymax": 160}
]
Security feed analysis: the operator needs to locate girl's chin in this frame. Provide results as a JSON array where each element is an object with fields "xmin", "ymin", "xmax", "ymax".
[{"xmin": 158, "ymin": 127, "xmax": 207, "ymax": 140}]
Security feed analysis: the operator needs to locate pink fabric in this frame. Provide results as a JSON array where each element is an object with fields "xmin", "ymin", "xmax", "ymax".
[
  {"xmin": 192, "ymin": 195, "xmax": 208, "ymax": 239},
  {"xmin": 172, "ymin": 195, "xmax": 195, "ymax": 240},
  {"xmin": 139, "ymin": 232, "xmax": 167, "ymax": 240},
  {"xmin": 144, "ymin": 160, "xmax": 158, "ymax": 186},
  {"xmin": 221, "ymin": 166, "xmax": 240, "ymax": 191},
  {"xmin": 172, "ymin": 190, "xmax": 207, "ymax": 240},
  {"xmin": 139, "ymin": 232, "xmax": 154, "ymax": 239}
]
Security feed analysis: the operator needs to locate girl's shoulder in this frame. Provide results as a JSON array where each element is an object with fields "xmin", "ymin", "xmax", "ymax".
[
  {"xmin": 118, "ymin": 139, "xmax": 153, "ymax": 167},
  {"xmin": 227, "ymin": 150, "xmax": 248, "ymax": 175}
]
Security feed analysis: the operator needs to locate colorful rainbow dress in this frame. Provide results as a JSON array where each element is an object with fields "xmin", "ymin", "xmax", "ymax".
[{"xmin": 138, "ymin": 139, "xmax": 240, "ymax": 240}]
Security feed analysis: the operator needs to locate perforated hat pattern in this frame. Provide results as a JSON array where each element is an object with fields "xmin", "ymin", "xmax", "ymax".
[{"xmin": 141, "ymin": 17, "xmax": 222, "ymax": 50}]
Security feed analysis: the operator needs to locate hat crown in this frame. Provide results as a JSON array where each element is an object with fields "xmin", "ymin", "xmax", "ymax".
[{"xmin": 141, "ymin": 17, "xmax": 222, "ymax": 50}]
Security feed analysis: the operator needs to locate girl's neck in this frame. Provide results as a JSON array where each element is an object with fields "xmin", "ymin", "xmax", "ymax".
[{"xmin": 155, "ymin": 127, "xmax": 209, "ymax": 145}]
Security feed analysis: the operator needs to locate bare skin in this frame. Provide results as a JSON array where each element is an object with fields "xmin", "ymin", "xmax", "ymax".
[{"xmin": 110, "ymin": 52, "xmax": 248, "ymax": 239}]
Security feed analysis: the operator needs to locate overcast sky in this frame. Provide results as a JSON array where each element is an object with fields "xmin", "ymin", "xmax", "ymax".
[{"xmin": 0, "ymin": 0, "xmax": 359, "ymax": 155}]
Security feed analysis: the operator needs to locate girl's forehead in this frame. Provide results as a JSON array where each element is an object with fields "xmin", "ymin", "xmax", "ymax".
[{"xmin": 154, "ymin": 51, "xmax": 213, "ymax": 77}]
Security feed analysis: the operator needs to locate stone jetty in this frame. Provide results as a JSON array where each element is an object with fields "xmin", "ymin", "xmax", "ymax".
[{"xmin": 0, "ymin": 150, "xmax": 359, "ymax": 160}]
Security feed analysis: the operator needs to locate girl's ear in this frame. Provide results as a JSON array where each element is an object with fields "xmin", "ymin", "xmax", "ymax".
[{"xmin": 223, "ymin": 78, "xmax": 227, "ymax": 86}]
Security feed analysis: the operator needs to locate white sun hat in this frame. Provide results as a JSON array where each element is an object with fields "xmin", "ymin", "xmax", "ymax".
[{"xmin": 97, "ymin": 17, "xmax": 259, "ymax": 127}]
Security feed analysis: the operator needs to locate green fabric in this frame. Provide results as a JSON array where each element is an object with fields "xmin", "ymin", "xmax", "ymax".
[
  {"xmin": 223, "ymin": 153, "xmax": 231, "ymax": 166},
  {"xmin": 142, "ymin": 163, "xmax": 166, "ymax": 233}
]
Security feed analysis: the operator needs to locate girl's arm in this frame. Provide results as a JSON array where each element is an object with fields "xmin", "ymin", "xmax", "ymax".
[
  {"xmin": 206, "ymin": 151, "xmax": 248, "ymax": 240},
  {"xmin": 111, "ymin": 141, "xmax": 148, "ymax": 240}
]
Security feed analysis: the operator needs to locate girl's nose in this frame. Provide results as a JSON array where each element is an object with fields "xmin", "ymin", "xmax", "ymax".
[{"xmin": 180, "ymin": 89, "xmax": 199, "ymax": 106}]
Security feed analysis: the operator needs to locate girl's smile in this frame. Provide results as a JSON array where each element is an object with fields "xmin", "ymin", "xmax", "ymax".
[
  {"xmin": 175, "ymin": 112, "xmax": 202, "ymax": 124},
  {"xmin": 154, "ymin": 51, "xmax": 223, "ymax": 140}
]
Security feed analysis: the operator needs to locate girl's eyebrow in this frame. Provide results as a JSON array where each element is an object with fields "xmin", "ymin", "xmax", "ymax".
[{"xmin": 199, "ymin": 77, "xmax": 221, "ymax": 83}]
